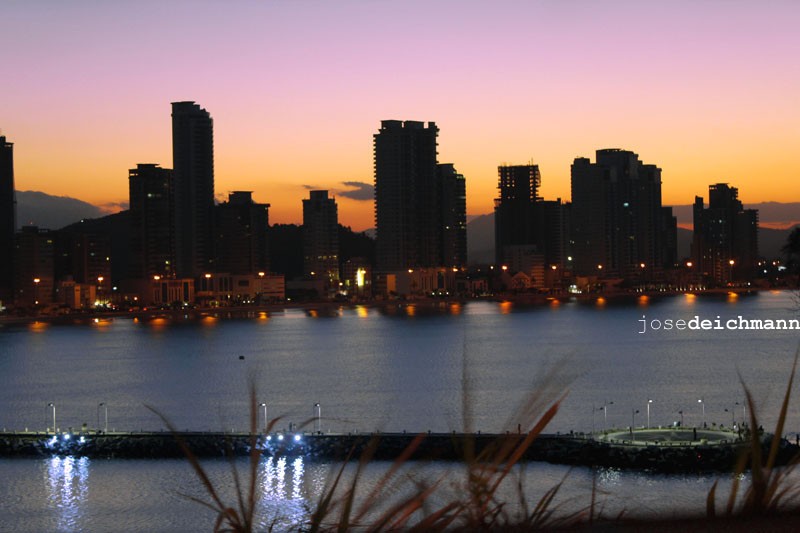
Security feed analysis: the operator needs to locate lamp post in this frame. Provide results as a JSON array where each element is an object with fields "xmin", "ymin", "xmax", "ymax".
[
  {"xmin": 97, "ymin": 402, "xmax": 108, "ymax": 433},
  {"xmin": 678, "ymin": 410, "xmax": 684, "ymax": 427},
  {"xmin": 602, "ymin": 400, "xmax": 613, "ymax": 430},
  {"xmin": 698, "ymin": 398, "xmax": 705, "ymax": 428},
  {"xmin": 97, "ymin": 276, "xmax": 105, "ymax": 307},
  {"xmin": 646, "ymin": 399, "xmax": 653, "ymax": 428},
  {"xmin": 631, "ymin": 408, "xmax": 639, "ymax": 435},
  {"xmin": 736, "ymin": 401, "xmax": 746, "ymax": 425},
  {"xmin": 259, "ymin": 403, "xmax": 268, "ymax": 434},
  {"xmin": 33, "ymin": 277, "xmax": 41, "ymax": 307},
  {"xmin": 47, "ymin": 402, "xmax": 56, "ymax": 433},
  {"xmin": 314, "ymin": 403, "xmax": 321, "ymax": 433}
]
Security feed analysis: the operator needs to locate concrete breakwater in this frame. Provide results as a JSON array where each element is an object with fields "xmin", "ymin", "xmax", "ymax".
[{"xmin": 0, "ymin": 430, "xmax": 795, "ymax": 473}]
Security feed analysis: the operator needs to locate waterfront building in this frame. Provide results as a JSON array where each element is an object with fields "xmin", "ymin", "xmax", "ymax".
[
  {"xmin": 570, "ymin": 149, "xmax": 675, "ymax": 280},
  {"xmin": 53, "ymin": 231, "xmax": 112, "ymax": 305},
  {"xmin": 13, "ymin": 227, "xmax": 54, "ymax": 308},
  {"xmin": 214, "ymin": 191, "xmax": 270, "ymax": 275},
  {"xmin": 0, "ymin": 136, "xmax": 15, "ymax": 304},
  {"xmin": 692, "ymin": 183, "xmax": 759, "ymax": 285},
  {"xmin": 374, "ymin": 120, "xmax": 440, "ymax": 273},
  {"xmin": 494, "ymin": 164, "xmax": 571, "ymax": 285},
  {"xmin": 172, "ymin": 101, "xmax": 214, "ymax": 278},
  {"xmin": 128, "ymin": 163, "xmax": 174, "ymax": 280},
  {"xmin": 302, "ymin": 190, "xmax": 339, "ymax": 288},
  {"xmin": 341, "ymin": 257, "xmax": 372, "ymax": 299},
  {"xmin": 438, "ymin": 163, "xmax": 467, "ymax": 269},
  {"xmin": 495, "ymin": 164, "xmax": 540, "ymax": 267}
]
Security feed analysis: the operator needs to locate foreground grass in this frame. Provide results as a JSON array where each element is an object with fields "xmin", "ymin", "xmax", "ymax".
[{"xmin": 157, "ymin": 352, "xmax": 800, "ymax": 531}]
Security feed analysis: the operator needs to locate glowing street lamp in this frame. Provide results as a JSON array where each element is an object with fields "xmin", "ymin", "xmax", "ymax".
[
  {"xmin": 314, "ymin": 403, "xmax": 321, "ymax": 433},
  {"xmin": 259, "ymin": 402, "xmax": 268, "ymax": 434},
  {"xmin": 33, "ymin": 277, "xmax": 41, "ymax": 306},
  {"xmin": 698, "ymin": 398, "xmax": 705, "ymax": 428},
  {"xmin": 646, "ymin": 399, "xmax": 653, "ymax": 428},
  {"xmin": 47, "ymin": 402, "xmax": 56, "ymax": 433}
]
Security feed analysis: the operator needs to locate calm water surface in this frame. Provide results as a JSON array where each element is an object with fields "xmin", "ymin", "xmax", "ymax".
[{"xmin": 1, "ymin": 291, "xmax": 798, "ymax": 530}]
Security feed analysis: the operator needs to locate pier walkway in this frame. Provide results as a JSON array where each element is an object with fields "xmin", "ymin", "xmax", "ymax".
[{"xmin": 1, "ymin": 427, "xmax": 791, "ymax": 473}]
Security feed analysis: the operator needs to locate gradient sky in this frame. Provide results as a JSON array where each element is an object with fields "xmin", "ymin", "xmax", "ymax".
[{"xmin": 2, "ymin": 0, "xmax": 798, "ymax": 230}]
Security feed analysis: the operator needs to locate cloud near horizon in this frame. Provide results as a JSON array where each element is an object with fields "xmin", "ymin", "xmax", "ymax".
[{"xmin": 336, "ymin": 181, "xmax": 374, "ymax": 201}]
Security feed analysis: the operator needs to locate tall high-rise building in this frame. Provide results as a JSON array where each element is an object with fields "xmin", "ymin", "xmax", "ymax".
[
  {"xmin": 374, "ymin": 120, "xmax": 440, "ymax": 272},
  {"xmin": 214, "ymin": 191, "xmax": 270, "ymax": 275},
  {"xmin": 571, "ymin": 149, "xmax": 674, "ymax": 279},
  {"xmin": 14, "ymin": 227, "xmax": 54, "ymax": 308},
  {"xmin": 692, "ymin": 183, "xmax": 758, "ymax": 284},
  {"xmin": 494, "ymin": 163, "xmax": 570, "ymax": 280},
  {"xmin": 494, "ymin": 164, "xmax": 540, "ymax": 266},
  {"xmin": 172, "ymin": 101, "xmax": 214, "ymax": 278},
  {"xmin": 302, "ymin": 190, "xmax": 339, "ymax": 283},
  {"xmin": 437, "ymin": 164, "xmax": 467, "ymax": 268},
  {"xmin": 0, "ymin": 136, "xmax": 15, "ymax": 303},
  {"xmin": 128, "ymin": 163, "xmax": 174, "ymax": 279}
]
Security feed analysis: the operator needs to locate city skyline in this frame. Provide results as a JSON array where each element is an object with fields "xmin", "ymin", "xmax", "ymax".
[{"xmin": 2, "ymin": 1, "xmax": 799, "ymax": 231}]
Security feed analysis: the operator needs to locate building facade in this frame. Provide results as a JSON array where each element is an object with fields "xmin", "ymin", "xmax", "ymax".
[
  {"xmin": 214, "ymin": 191, "xmax": 270, "ymax": 275},
  {"xmin": 13, "ymin": 227, "xmax": 54, "ymax": 308},
  {"xmin": 494, "ymin": 164, "xmax": 540, "ymax": 266},
  {"xmin": 128, "ymin": 163, "xmax": 174, "ymax": 280},
  {"xmin": 302, "ymin": 190, "xmax": 339, "ymax": 285},
  {"xmin": 374, "ymin": 120, "xmax": 440, "ymax": 272},
  {"xmin": 172, "ymin": 101, "xmax": 215, "ymax": 278},
  {"xmin": 692, "ymin": 183, "xmax": 759, "ymax": 285},
  {"xmin": 571, "ymin": 149, "xmax": 675, "ymax": 280},
  {"xmin": 0, "ymin": 136, "xmax": 15, "ymax": 304},
  {"xmin": 437, "ymin": 164, "xmax": 467, "ymax": 269}
]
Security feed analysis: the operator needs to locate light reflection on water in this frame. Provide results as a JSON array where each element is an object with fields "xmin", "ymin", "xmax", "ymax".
[{"xmin": 45, "ymin": 456, "xmax": 89, "ymax": 531}]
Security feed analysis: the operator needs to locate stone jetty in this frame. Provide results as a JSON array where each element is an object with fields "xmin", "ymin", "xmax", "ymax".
[{"xmin": 1, "ymin": 428, "xmax": 796, "ymax": 473}]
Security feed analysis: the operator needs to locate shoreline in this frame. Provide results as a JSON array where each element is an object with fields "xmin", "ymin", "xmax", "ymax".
[{"xmin": 0, "ymin": 287, "xmax": 781, "ymax": 327}]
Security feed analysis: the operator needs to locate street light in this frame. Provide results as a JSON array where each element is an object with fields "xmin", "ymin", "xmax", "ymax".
[
  {"xmin": 314, "ymin": 403, "xmax": 321, "ymax": 433},
  {"xmin": 47, "ymin": 402, "xmax": 56, "ymax": 433},
  {"xmin": 33, "ymin": 278, "xmax": 41, "ymax": 306},
  {"xmin": 631, "ymin": 408, "xmax": 639, "ymax": 432},
  {"xmin": 602, "ymin": 400, "xmax": 614, "ymax": 429},
  {"xmin": 698, "ymin": 398, "xmax": 705, "ymax": 428},
  {"xmin": 678, "ymin": 410, "xmax": 684, "ymax": 427},
  {"xmin": 97, "ymin": 402, "xmax": 108, "ymax": 433},
  {"xmin": 646, "ymin": 399, "xmax": 653, "ymax": 428},
  {"xmin": 259, "ymin": 403, "xmax": 268, "ymax": 434}
]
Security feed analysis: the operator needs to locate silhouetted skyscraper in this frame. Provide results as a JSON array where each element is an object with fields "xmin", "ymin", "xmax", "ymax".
[
  {"xmin": 571, "ymin": 149, "xmax": 672, "ymax": 278},
  {"xmin": 494, "ymin": 164, "xmax": 540, "ymax": 266},
  {"xmin": 438, "ymin": 164, "xmax": 467, "ymax": 268},
  {"xmin": 302, "ymin": 190, "xmax": 339, "ymax": 283},
  {"xmin": 0, "ymin": 136, "xmax": 15, "ymax": 303},
  {"xmin": 494, "ymin": 164, "xmax": 570, "ymax": 279},
  {"xmin": 129, "ymin": 163, "xmax": 174, "ymax": 279},
  {"xmin": 14, "ymin": 227, "xmax": 54, "ymax": 308},
  {"xmin": 214, "ymin": 191, "xmax": 270, "ymax": 275},
  {"xmin": 692, "ymin": 183, "xmax": 758, "ymax": 284},
  {"xmin": 374, "ymin": 120, "xmax": 440, "ymax": 272},
  {"xmin": 172, "ymin": 101, "xmax": 214, "ymax": 278}
]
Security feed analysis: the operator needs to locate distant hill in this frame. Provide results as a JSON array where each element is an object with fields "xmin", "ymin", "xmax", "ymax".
[
  {"xmin": 467, "ymin": 213, "xmax": 797, "ymax": 265},
  {"xmin": 670, "ymin": 202, "xmax": 800, "ymax": 228},
  {"xmin": 467, "ymin": 213, "xmax": 494, "ymax": 264},
  {"xmin": 16, "ymin": 190, "xmax": 105, "ymax": 230}
]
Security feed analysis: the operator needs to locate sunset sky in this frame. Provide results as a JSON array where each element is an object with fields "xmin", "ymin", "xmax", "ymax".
[{"xmin": 2, "ymin": 1, "xmax": 798, "ymax": 231}]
